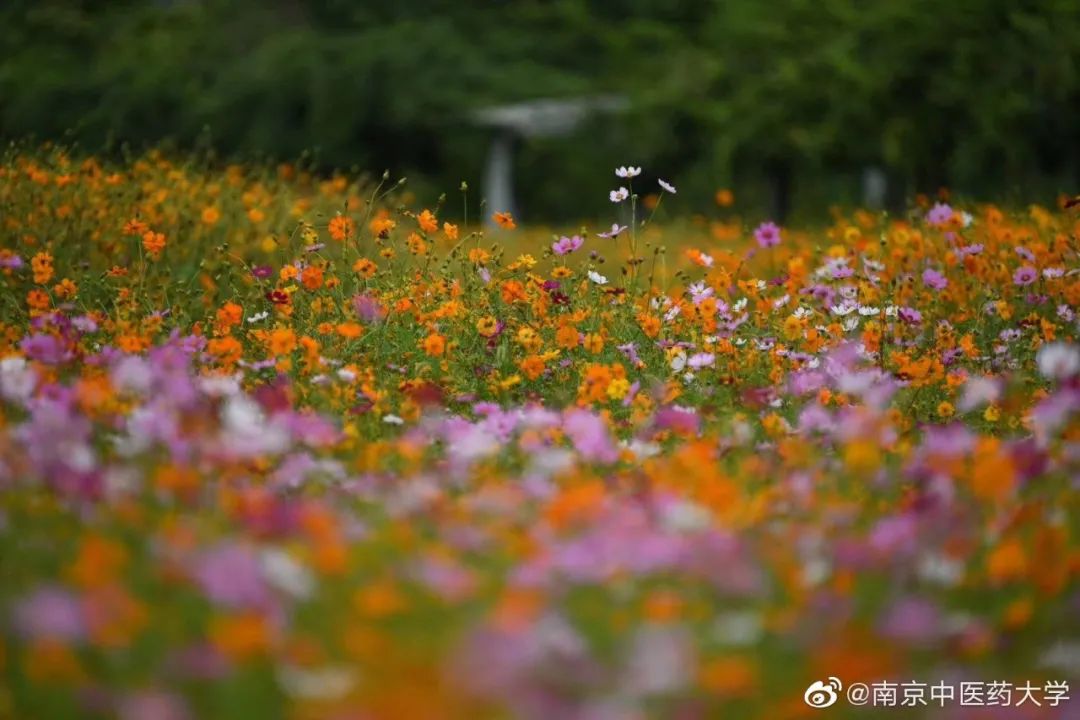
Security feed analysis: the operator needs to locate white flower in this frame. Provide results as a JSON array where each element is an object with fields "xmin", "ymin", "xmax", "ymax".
[
  {"xmin": 1039, "ymin": 642, "xmax": 1080, "ymax": 673},
  {"xmin": 698, "ymin": 252, "xmax": 714, "ymax": 267},
  {"xmin": 199, "ymin": 373, "xmax": 242, "ymax": 397},
  {"xmin": 960, "ymin": 211, "xmax": 974, "ymax": 227},
  {"xmin": 261, "ymin": 549, "xmax": 315, "ymax": 599},
  {"xmin": 830, "ymin": 303, "xmax": 856, "ymax": 316},
  {"xmin": 669, "ymin": 350, "xmax": 687, "ymax": 372},
  {"xmin": 658, "ymin": 178, "xmax": 676, "ymax": 194},
  {"xmin": 793, "ymin": 306, "xmax": 814, "ymax": 319},
  {"xmin": 958, "ymin": 375, "xmax": 1000, "ymax": 412},
  {"xmin": 858, "ymin": 305, "xmax": 881, "ymax": 316},
  {"xmin": 0, "ymin": 356, "xmax": 36, "ymax": 403},
  {"xmin": 277, "ymin": 665, "xmax": 356, "ymax": 700},
  {"xmin": 733, "ymin": 297, "xmax": 748, "ymax": 311},
  {"xmin": 588, "ymin": 270, "xmax": 608, "ymax": 285},
  {"xmin": 382, "ymin": 414, "xmax": 404, "ymax": 425},
  {"xmin": 623, "ymin": 439, "xmax": 661, "ymax": 461},
  {"xmin": 842, "ymin": 316, "xmax": 859, "ymax": 332},
  {"xmin": 615, "ymin": 166, "xmax": 641, "ymax": 178},
  {"xmin": 623, "ymin": 626, "xmax": 693, "ymax": 696},
  {"xmin": 773, "ymin": 294, "xmax": 790, "ymax": 309},
  {"xmin": 801, "ymin": 556, "xmax": 831, "ymax": 586},
  {"xmin": 1037, "ymin": 342, "xmax": 1080, "ymax": 380},
  {"xmin": 660, "ymin": 499, "xmax": 711, "ymax": 532},
  {"xmin": 712, "ymin": 611, "xmax": 763, "ymax": 647},
  {"xmin": 220, "ymin": 395, "xmax": 290, "ymax": 457},
  {"xmin": 449, "ymin": 424, "xmax": 500, "ymax": 463},
  {"xmin": 609, "ymin": 186, "xmax": 630, "ymax": 203},
  {"xmin": 916, "ymin": 553, "xmax": 964, "ymax": 587},
  {"xmin": 246, "ymin": 311, "xmax": 269, "ymax": 324},
  {"xmin": 110, "ymin": 355, "xmax": 153, "ymax": 395}
]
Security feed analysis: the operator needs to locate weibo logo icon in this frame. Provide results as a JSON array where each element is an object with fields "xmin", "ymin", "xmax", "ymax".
[{"xmin": 804, "ymin": 677, "xmax": 842, "ymax": 709}]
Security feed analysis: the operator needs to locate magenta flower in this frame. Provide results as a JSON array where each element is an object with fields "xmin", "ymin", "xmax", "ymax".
[
  {"xmin": 925, "ymin": 202, "xmax": 953, "ymax": 226},
  {"xmin": 117, "ymin": 691, "xmax": 190, "ymax": 720},
  {"xmin": 879, "ymin": 596, "xmax": 942, "ymax": 647},
  {"xmin": 20, "ymin": 333, "xmax": 68, "ymax": 365},
  {"xmin": 922, "ymin": 268, "xmax": 948, "ymax": 290},
  {"xmin": 551, "ymin": 235, "xmax": 583, "ymax": 256},
  {"xmin": 1013, "ymin": 265, "xmax": 1037, "ymax": 286},
  {"xmin": 193, "ymin": 543, "xmax": 270, "ymax": 609},
  {"xmin": 898, "ymin": 307, "xmax": 922, "ymax": 324},
  {"xmin": 13, "ymin": 585, "xmax": 86, "ymax": 641},
  {"xmin": 654, "ymin": 406, "xmax": 700, "ymax": 434},
  {"xmin": 352, "ymin": 293, "xmax": 385, "ymax": 324},
  {"xmin": 753, "ymin": 221, "xmax": 781, "ymax": 248},
  {"xmin": 562, "ymin": 408, "xmax": 618, "ymax": 463}
]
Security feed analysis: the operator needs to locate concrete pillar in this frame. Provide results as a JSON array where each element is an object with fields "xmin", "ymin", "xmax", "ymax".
[
  {"xmin": 483, "ymin": 130, "xmax": 517, "ymax": 228},
  {"xmin": 862, "ymin": 166, "xmax": 887, "ymax": 210}
]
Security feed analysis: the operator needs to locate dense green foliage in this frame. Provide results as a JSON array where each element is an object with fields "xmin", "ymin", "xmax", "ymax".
[{"xmin": 3, "ymin": 0, "xmax": 1080, "ymax": 218}]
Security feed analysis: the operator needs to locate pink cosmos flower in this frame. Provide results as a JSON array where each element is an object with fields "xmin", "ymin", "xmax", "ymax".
[
  {"xmin": 551, "ymin": 235, "xmax": 583, "ymax": 256},
  {"xmin": 922, "ymin": 268, "xmax": 948, "ymax": 290},
  {"xmin": 1013, "ymin": 265, "xmax": 1037, "ymax": 286},
  {"xmin": 754, "ymin": 221, "xmax": 781, "ymax": 248},
  {"xmin": 598, "ymin": 223, "xmax": 627, "ymax": 239},
  {"xmin": 926, "ymin": 202, "xmax": 953, "ymax": 226}
]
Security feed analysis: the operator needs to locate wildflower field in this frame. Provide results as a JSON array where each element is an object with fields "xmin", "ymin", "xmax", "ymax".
[{"xmin": 1, "ymin": 148, "xmax": 1078, "ymax": 720}]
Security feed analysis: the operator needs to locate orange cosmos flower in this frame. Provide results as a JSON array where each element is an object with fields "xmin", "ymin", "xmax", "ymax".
[
  {"xmin": 370, "ymin": 214, "xmax": 396, "ymax": 238},
  {"xmin": 352, "ymin": 258, "xmax": 377, "ymax": 278},
  {"xmin": 493, "ymin": 211, "xmax": 516, "ymax": 230},
  {"xmin": 417, "ymin": 209, "xmax": 438, "ymax": 234},
  {"xmin": 422, "ymin": 333, "xmax": 446, "ymax": 357},
  {"xmin": 142, "ymin": 231, "xmax": 166, "ymax": 259},
  {"xmin": 31, "ymin": 252, "xmax": 54, "ymax": 284},
  {"xmin": 300, "ymin": 265, "xmax": 323, "ymax": 291},
  {"xmin": 329, "ymin": 215, "xmax": 355, "ymax": 242},
  {"xmin": 268, "ymin": 328, "xmax": 297, "ymax": 356},
  {"xmin": 122, "ymin": 218, "xmax": 148, "ymax": 236}
]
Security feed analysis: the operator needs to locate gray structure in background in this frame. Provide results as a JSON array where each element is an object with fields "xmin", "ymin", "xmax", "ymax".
[
  {"xmin": 862, "ymin": 166, "xmax": 888, "ymax": 210},
  {"xmin": 473, "ymin": 96, "xmax": 628, "ymax": 228}
]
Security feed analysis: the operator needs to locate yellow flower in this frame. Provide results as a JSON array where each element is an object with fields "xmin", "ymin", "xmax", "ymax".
[
  {"xmin": 937, "ymin": 401, "xmax": 955, "ymax": 418},
  {"xmin": 606, "ymin": 377, "xmax": 631, "ymax": 401},
  {"xmin": 476, "ymin": 316, "xmax": 499, "ymax": 337},
  {"xmin": 583, "ymin": 333, "xmax": 604, "ymax": 354},
  {"xmin": 983, "ymin": 405, "xmax": 1000, "ymax": 422}
]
